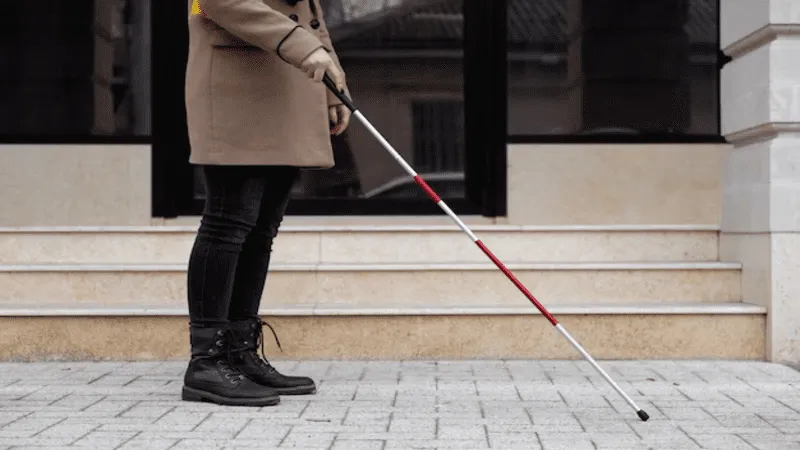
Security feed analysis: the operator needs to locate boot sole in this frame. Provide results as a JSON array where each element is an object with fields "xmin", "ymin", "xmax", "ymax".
[
  {"xmin": 181, "ymin": 386, "xmax": 280, "ymax": 407},
  {"xmin": 273, "ymin": 384, "xmax": 317, "ymax": 396}
]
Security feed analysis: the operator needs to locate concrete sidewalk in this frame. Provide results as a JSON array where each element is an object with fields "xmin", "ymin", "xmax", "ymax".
[{"xmin": 0, "ymin": 360, "xmax": 799, "ymax": 449}]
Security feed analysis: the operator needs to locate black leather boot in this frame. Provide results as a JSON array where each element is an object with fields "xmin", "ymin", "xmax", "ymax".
[
  {"xmin": 182, "ymin": 323, "xmax": 281, "ymax": 406},
  {"xmin": 229, "ymin": 318, "xmax": 317, "ymax": 395}
]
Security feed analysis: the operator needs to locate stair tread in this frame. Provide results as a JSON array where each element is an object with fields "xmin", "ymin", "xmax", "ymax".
[
  {"xmin": 0, "ymin": 224, "xmax": 722, "ymax": 233},
  {"xmin": 0, "ymin": 302, "xmax": 766, "ymax": 316},
  {"xmin": 0, "ymin": 261, "xmax": 743, "ymax": 271}
]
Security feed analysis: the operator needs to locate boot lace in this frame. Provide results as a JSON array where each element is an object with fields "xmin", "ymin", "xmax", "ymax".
[
  {"xmin": 251, "ymin": 318, "xmax": 283, "ymax": 373},
  {"xmin": 214, "ymin": 329, "xmax": 246, "ymax": 384}
]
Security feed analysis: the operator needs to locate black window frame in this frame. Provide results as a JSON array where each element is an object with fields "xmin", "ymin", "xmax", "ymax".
[{"xmin": 0, "ymin": 0, "xmax": 728, "ymax": 218}]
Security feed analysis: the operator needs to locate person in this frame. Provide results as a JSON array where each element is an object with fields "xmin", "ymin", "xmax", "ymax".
[{"xmin": 181, "ymin": 0, "xmax": 351, "ymax": 407}]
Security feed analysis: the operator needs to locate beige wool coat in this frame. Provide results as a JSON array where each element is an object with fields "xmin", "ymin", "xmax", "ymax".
[{"xmin": 185, "ymin": 0, "xmax": 349, "ymax": 167}]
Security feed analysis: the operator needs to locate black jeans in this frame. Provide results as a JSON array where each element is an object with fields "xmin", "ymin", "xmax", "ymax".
[{"xmin": 187, "ymin": 165, "xmax": 299, "ymax": 325}]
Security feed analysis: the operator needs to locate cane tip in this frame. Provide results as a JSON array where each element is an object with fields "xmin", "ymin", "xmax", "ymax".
[{"xmin": 637, "ymin": 410, "xmax": 650, "ymax": 421}]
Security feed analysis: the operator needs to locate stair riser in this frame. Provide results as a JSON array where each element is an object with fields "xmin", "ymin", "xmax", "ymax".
[
  {"xmin": 0, "ymin": 231, "xmax": 719, "ymax": 264},
  {"xmin": 0, "ymin": 269, "xmax": 741, "ymax": 306},
  {"xmin": 0, "ymin": 314, "xmax": 765, "ymax": 361}
]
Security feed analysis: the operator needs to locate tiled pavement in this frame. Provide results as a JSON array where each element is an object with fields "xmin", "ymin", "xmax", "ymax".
[{"xmin": 0, "ymin": 360, "xmax": 799, "ymax": 449}]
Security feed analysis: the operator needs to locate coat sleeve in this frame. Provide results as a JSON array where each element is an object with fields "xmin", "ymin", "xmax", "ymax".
[
  {"xmin": 315, "ymin": 7, "xmax": 350, "ymax": 107},
  {"xmin": 199, "ymin": 0, "xmax": 325, "ymax": 68}
]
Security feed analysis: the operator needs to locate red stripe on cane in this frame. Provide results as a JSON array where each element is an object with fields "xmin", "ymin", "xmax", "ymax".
[
  {"xmin": 475, "ymin": 239, "xmax": 559, "ymax": 326},
  {"xmin": 414, "ymin": 175, "xmax": 441, "ymax": 203}
]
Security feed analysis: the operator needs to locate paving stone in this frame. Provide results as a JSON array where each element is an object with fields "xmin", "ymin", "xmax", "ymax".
[
  {"xmin": 0, "ymin": 437, "xmax": 81, "ymax": 447},
  {"xmin": 116, "ymin": 438, "xmax": 178, "ymax": 449},
  {"xmin": 475, "ymin": 381, "xmax": 519, "ymax": 399},
  {"xmin": 0, "ymin": 415, "xmax": 65, "ymax": 437},
  {"xmin": 69, "ymin": 430, "xmax": 139, "ymax": 448},
  {"xmin": 590, "ymin": 433, "xmax": 647, "ymax": 449},
  {"xmin": 150, "ymin": 410, "xmax": 209, "ymax": 431},
  {"xmin": 640, "ymin": 434, "xmax": 702, "ymax": 449},
  {"xmin": 78, "ymin": 417, "xmax": 162, "ymax": 432},
  {"xmin": 0, "ymin": 360, "xmax": 799, "ymax": 449},
  {"xmin": 338, "ymin": 431, "xmax": 435, "ymax": 441},
  {"xmin": 388, "ymin": 418, "xmax": 435, "ymax": 434},
  {"xmin": 528, "ymin": 411, "xmax": 582, "ymax": 427},
  {"xmin": 191, "ymin": 415, "xmax": 250, "ymax": 434},
  {"xmin": 578, "ymin": 419, "xmax": 637, "ymax": 433},
  {"xmin": 331, "ymin": 439, "xmax": 385, "ymax": 450},
  {"xmin": 279, "ymin": 430, "xmax": 337, "ymax": 448},
  {"xmin": 80, "ymin": 399, "xmax": 139, "ymax": 415},
  {"xmin": 437, "ymin": 424, "xmax": 486, "ymax": 440},
  {"xmin": 719, "ymin": 412, "xmax": 779, "ymax": 426},
  {"xmin": 235, "ymin": 422, "xmax": 292, "ymax": 439},
  {"xmin": 487, "ymin": 432, "xmax": 541, "ymax": 448},
  {"xmin": 384, "ymin": 439, "xmax": 488, "ymax": 448},
  {"xmin": 540, "ymin": 438, "xmax": 595, "ymax": 450},
  {"xmin": 652, "ymin": 406, "xmax": 711, "ymax": 421},
  {"xmin": 5, "ymin": 447, "xmax": 76, "ymax": 450},
  {"xmin": 344, "ymin": 411, "xmax": 392, "ymax": 427},
  {"xmin": 739, "ymin": 434, "xmax": 800, "ymax": 450},
  {"xmin": 688, "ymin": 434, "xmax": 756, "ymax": 450},
  {"xmin": 134, "ymin": 430, "xmax": 239, "ymax": 441},
  {"xmin": 171, "ymin": 438, "xmax": 283, "ymax": 449},
  {"xmin": 36, "ymin": 422, "xmax": 98, "ymax": 440},
  {"xmin": 0, "ymin": 411, "xmax": 29, "ymax": 426},
  {"xmin": 119, "ymin": 404, "xmax": 175, "ymax": 419},
  {"xmin": 767, "ymin": 419, "xmax": 800, "ymax": 433}
]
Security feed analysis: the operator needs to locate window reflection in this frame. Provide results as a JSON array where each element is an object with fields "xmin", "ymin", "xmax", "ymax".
[
  {"xmin": 294, "ymin": 0, "xmax": 466, "ymax": 200},
  {"xmin": 507, "ymin": 0, "xmax": 719, "ymax": 136},
  {"xmin": 0, "ymin": 0, "xmax": 151, "ymax": 137}
]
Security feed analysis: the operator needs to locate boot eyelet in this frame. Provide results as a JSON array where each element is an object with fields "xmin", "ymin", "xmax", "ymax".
[
  {"xmin": 215, "ymin": 340, "xmax": 223, "ymax": 347},
  {"xmin": 216, "ymin": 330, "xmax": 224, "ymax": 336}
]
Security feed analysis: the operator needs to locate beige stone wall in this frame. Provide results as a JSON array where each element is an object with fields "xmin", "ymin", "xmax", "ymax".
[
  {"xmin": 507, "ymin": 143, "xmax": 728, "ymax": 226},
  {"xmin": 719, "ymin": 0, "xmax": 800, "ymax": 364},
  {"xmin": 0, "ymin": 145, "xmax": 151, "ymax": 226},
  {"xmin": 0, "ymin": 142, "xmax": 727, "ymax": 228}
]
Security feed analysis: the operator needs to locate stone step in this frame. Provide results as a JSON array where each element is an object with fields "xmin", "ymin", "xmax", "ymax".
[
  {"xmin": 0, "ymin": 303, "xmax": 766, "ymax": 361},
  {"xmin": 0, "ymin": 225, "xmax": 720, "ymax": 264},
  {"xmin": 0, "ymin": 262, "xmax": 741, "ymax": 307}
]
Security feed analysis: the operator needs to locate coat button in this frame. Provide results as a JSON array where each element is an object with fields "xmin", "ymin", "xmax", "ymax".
[
  {"xmin": 310, "ymin": 19, "xmax": 320, "ymax": 29},
  {"xmin": 289, "ymin": 14, "xmax": 299, "ymax": 22}
]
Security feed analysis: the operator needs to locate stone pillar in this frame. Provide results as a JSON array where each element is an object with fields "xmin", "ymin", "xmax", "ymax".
[{"xmin": 720, "ymin": 0, "xmax": 800, "ymax": 364}]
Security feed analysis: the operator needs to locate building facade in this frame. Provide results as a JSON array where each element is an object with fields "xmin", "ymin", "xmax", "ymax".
[{"xmin": 0, "ymin": 0, "xmax": 797, "ymax": 364}]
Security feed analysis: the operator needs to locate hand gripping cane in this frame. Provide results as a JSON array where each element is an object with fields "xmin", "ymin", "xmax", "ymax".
[{"xmin": 323, "ymin": 73, "xmax": 649, "ymax": 422}]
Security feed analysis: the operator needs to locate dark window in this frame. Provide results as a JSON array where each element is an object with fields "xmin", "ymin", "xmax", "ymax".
[
  {"xmin": 363, "ymin": 172, "xmax": 465, "ymax": 200},
  {"xmin": 294, "ymin": 0, "xmax": 468, "ymax": 201},
  {"xmin": 159, "ymin": 0, "xmax": 494, "ymax": 217},
  {"xmin": 0, "ymin": 1, "xmax": 151, "ymax": 140},
  {"xmin": 412, "ymin": 100, "xmax": 465, "ymax": 173},
  {"xmin": 507, "ymin": 0, "xmax": 720, "ymax": 138}
]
